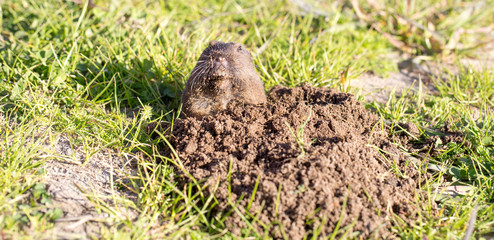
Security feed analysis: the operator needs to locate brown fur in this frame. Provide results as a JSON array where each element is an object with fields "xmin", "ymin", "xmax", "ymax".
[{"xmin": 181, "ymin": 41, "xmax": 267, "ymax": 118}]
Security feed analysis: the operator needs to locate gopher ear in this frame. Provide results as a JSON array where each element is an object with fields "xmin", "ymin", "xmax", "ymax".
[{"xmin": 209, "ymin": 40, "xmax": 221, "ymax": 47}]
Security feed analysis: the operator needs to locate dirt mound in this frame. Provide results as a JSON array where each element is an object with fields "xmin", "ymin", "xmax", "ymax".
[{"xmin": 169, "ymin": 84, "xmax": 424, "ymax": 238}]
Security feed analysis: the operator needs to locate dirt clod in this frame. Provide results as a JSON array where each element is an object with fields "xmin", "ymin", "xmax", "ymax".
[{"xmin": 169, "ymin": 84, "xmax": 425, "ymax": 238}]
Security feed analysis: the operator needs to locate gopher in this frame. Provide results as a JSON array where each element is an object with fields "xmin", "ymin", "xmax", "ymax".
[{"xmin": 181, "ymin": 41, "xmax": 267, "ymax": 118}]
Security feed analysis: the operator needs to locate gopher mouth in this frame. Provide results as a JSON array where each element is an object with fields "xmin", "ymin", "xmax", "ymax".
[
  {"xmin": 207, "ymin": 75, "xmax": 231, "ymax": 91},
  {"xmin": 209, "ymin": 65, "xmax": 229, "ymax": 80},
  {"xmin": 212, "ymin": 70, "xmax": 227, "ymax": 78}
]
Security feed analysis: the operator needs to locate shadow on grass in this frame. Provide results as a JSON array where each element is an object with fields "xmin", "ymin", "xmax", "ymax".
[{"xmin": 73, "ymin": 56, "xmax": 185, "ymax": 120}]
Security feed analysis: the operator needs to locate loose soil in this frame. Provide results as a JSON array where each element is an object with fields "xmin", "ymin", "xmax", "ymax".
[{"xmin": 169, "ymin": 84, "xmax": 428, "ymax": 239}]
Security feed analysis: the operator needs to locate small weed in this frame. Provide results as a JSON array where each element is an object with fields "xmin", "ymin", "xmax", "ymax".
[{"xmin": 284, "ymin": 107, "xmax": 316, "ymax": 158}]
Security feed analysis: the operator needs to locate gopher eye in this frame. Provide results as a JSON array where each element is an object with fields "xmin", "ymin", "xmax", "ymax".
[{"xmin": 237, "ymin": 46, "xmax": 243, "ymax": 51}]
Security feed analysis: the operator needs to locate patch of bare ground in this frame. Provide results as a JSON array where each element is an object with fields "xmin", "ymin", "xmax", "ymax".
[
  {"xmin": 351, "ymin": 56, "xmax": 443, "ymax": 103},
  {"xmin": 39, "ymin": 135, "xmax": 138, "ymax": 239},
  {"xmin": 352, "ymin": 37, "xmax": 494, "ymax": 104}
]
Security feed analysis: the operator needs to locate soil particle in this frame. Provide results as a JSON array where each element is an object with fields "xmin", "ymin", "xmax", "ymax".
[{"xmin": 169, "ymin": 84, "xmax": 426, "ymax": 238}]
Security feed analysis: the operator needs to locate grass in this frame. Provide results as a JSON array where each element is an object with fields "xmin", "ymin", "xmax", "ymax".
[
  {"xmin": 373, "ymin": 67, "xmax": 494, "ymax": 238},
  {"xmin": 1, "ymin": 0, "xmax": 493, "ymax": 239},
  {"xmin": 353, "ymin": 0, "xmax": 494, "ymax": 56}
]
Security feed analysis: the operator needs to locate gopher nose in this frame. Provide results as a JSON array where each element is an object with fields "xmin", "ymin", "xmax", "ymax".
[{"xmin": 215, "ymin": 57, "xmax": 228, "ymax": 68}]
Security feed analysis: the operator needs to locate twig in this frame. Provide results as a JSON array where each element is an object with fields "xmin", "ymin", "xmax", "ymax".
[{"xmin": 462, "ymin": 205, "xmax": 479, "ymax": 240}]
